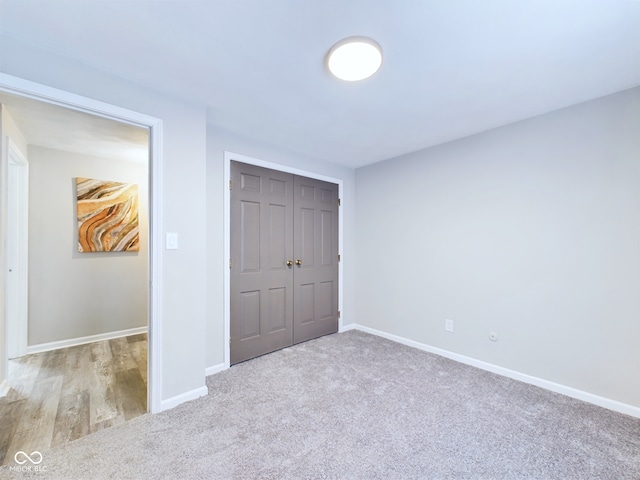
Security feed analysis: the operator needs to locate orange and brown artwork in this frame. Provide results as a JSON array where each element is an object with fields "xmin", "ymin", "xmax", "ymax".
[{"xmin": 76, "ymin": 177, "xmax": 139, "ymax": 252}]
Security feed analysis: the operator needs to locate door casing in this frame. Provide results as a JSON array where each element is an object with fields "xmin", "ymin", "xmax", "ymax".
[
  {"xmin": 223, "ymin": 151, "xmax": 343, "ymax": 368},
  {"xmin": 5, "ymin": 137, "xmax": 28, "ymax": 359}
]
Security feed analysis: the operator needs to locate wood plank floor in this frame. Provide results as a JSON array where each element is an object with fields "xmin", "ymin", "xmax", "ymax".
[{"xmin": 0, "ymin": 333, "xmax": 147, "ymax": 466}]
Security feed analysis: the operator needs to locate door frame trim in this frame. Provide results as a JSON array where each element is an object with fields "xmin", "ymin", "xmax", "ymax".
[
  {"xmin": 5, "ymin": 137, "xmax": 28, "ymax": 359},
  {"xmin": 224, "ymin": 151, "xmax": 344, "ymax": 368},
  {"xmin": 0, "ymin": 73, "xmax": 164, "ymax": 413}
]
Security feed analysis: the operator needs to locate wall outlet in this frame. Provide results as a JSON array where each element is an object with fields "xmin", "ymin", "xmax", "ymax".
[
  {"xmin": 445, "ymin": 319, "xmax": 454, "ymax": 332},
  {"xmin": 166, "ymin": 232, "xmax": 179, "ymax": 250}
]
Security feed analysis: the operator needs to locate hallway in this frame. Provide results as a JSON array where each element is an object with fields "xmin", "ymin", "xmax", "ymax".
[{"xmin": 0, "ymin": 333, "xmax": 147, "ymax": 466}]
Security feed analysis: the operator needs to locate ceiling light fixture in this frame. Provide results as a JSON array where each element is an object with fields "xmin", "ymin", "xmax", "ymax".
[{"xmin": 326, "ymin": 36, "xmax": 383, "ymax": 81}]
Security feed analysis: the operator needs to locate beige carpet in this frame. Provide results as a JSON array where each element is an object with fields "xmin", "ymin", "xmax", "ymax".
[{"xmin": 2, "ymin": 330, "xmax": 638, "ymax": 479}]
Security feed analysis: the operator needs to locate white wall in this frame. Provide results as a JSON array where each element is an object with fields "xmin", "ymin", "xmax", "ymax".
[
  {"xmin": 355, "ymin": 87, "xmax": 640, "ymax": 408},
  {"xmin": 0, "ymin": 107, "xmax": 28, "ymax": 393},
  {"xmin": 27, "ymin": 146, "xmax": 148, "ymax": 346},
  {"xmin": 0, "ymin": 36, "xmax": 208, "ymax": 404},
  {"xmin": 206, "ymin": 128, "xmax": 356, "ymax": 368}
]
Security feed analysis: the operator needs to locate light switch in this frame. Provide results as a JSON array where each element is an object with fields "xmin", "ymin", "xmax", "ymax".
[{"xmin": 166, "ymin": 232, "xmax": 178, "ymax": 250}]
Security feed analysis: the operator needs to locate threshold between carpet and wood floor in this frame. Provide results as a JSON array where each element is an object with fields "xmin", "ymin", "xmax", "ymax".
[{"xmin": 1, "ymin": 330, "xmax": 637, "ymax": 479}]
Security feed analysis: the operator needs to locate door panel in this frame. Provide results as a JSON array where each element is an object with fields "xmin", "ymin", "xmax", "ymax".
[
  {"xmin": 231, "ymin": 162, "xmax": 338, "ymax": 364},
  {"xmin": 293, "ymin": 176, "xmax": 339, "ymax": 344},
  {"xmin": 268, "ymin": 204, "xmax": 287, "ymax": 269},
  {"xmin": 231, "ymin": 162, "xmax": 294, "ymax": 365},
  {"xmin": 299, "ymin": 283, "xmax": 315, "ymax": 325},
  {"xmin": 267, "ymin": 287, "xmax": 287, "ymax": 332},
  {"xmin": 239, "ymin": 290, "xmax": 260, "ymax": 339},
  {"xmin": 240, "ymin": 201, "xmax": 260, "ymax": 272},
  {"xmin": 300, "ymin": 208, "xmax": 315, "ymax": 266}
]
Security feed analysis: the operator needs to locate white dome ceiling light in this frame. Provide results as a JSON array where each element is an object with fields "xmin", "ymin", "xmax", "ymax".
[{"xmin": 326, "ymin": 37, "xmax": 383, "ymax": 81}]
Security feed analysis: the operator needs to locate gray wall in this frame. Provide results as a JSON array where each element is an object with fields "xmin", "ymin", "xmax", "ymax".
[
  {"xmin": 27, "ymin": 146, "xmax": 148, "ymax": 346},
  {"xmin": 355, "ymin": 87, "xmax": 640, "ymax": 407}
]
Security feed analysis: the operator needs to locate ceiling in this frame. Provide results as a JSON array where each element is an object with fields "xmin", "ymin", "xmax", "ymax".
[
  {"xmin": 0, "ymin": 92, "xmax": 149, "ymax": 163},
  {"xmin": 1, "ymin": 0, "xmax": 639, "ymax": 169}
]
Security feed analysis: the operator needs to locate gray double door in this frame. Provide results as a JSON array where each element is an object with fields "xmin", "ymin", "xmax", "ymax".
[{"xmin": 230, "ymin": 162, "xmax": 339, "ymax": 365}]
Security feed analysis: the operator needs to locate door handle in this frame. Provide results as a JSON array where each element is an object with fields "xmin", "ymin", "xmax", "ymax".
[
  {"xmin": 286, "ymin": 260, "xmax": 293, "ymax": 267},
  {"xmin": 295, "ymin": 259, "xmax": 302, "ymax": 266}
]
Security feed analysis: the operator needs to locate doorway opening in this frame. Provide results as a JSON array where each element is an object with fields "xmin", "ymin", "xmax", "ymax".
[{"xmin": 0, "ymin": 74, "xmax": 163, "ymax": 463}]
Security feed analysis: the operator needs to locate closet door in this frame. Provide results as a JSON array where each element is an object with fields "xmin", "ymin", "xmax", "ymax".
[
  {"xmin": 292, "ymin": 176, "xmax": 339, "ymax": 344},
  {"xmin": 230, "ymin": 162, "xmax": 294, "ymax": 365},
  {"xmin": 230, "ymin": 161, "xmax": 339, "ymax": 364}
]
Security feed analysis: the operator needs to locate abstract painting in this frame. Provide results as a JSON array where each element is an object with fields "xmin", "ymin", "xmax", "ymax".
[{"xmin": 76, "ymin": 177, "xmax": 139, "ymax": 252}]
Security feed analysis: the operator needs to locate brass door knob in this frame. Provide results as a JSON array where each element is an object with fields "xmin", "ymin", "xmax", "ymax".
[
  {"xmin": 286, "ymin": 260, "xmax": 293, "ymax": 267},
  {"xmin": 295, "ymin": 259, "xmax": 302, "ymax": 266}
]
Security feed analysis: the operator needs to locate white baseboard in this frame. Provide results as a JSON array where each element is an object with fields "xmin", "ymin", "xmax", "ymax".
[
  {"xmin": 159, "ymin": 385, "xmax": 208, "ymax": 412},
  {"xmin": 26, "ymin": 326, "xmax": 148, "ymax": 355},
  {"xmin": 205, "ymin": 363, "xmax": 227, "ymax": 376},
  {"xmin": 339, "ymin": 323, "xmax": 358, "ymax": 333},
  {"xmin": 345, "ymin": 324, "xmax": 640, "ymax": 419}
]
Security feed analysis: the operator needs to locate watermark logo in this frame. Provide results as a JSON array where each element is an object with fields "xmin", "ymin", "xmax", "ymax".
[
  {"xmin": 10, "ymin": 451, "xmax": 47, "ymax": 473},
  {"xmin": 14, "ymin": 451, "xmax": 43, "ymax": 465}
]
